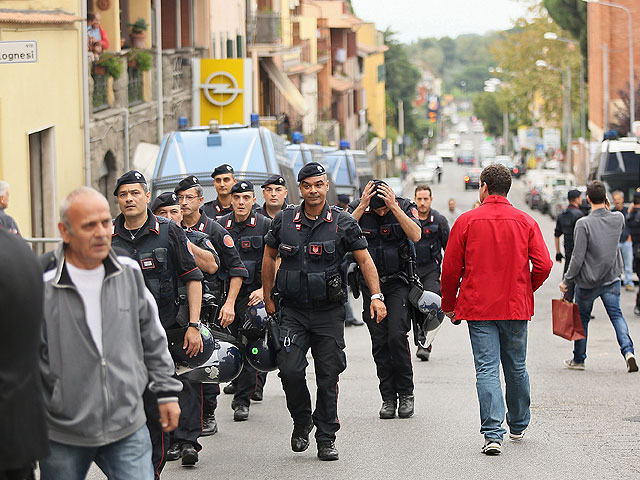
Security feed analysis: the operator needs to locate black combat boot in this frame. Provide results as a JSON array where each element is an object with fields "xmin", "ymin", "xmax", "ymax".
[
  {"xmin": 291, "ymin": 422, "xmax": 314, "ymax": 452},
  {"xmin": 233, "ymin": 404, "xmax": 249, "ymax": 421},
  {"xmin": 317, "ymin": 441, "xmax": 339, "ymax": 461},
  {"xmin": 398, "ymin": 395, "xmax": 415, "ymax": 418},
  {"xmin": 379, "ymin": 399, "xmax": 397, "ymax": 419},
  {"xmin": 166, "ymin": 442, "xmax": 181, "ymax": 461},
  {"xmin": 251, "ymin": 390, "xmax": 263, "ymax": 401},
  {"xmin": 180, "ymin": 443, "xmax": 198, "ymax": 467},
  {"xmin": 201, "ymin": 411, "xmax": 217, "ymax": 436},
  {"xmin": 223, "ymin": 382, "xmax": 237, "ymax": 394}
]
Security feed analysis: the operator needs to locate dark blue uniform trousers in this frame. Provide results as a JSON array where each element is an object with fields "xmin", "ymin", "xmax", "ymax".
[{"xmin": 277, "ymin": 304, "xmax": 347, "ymax": 442}]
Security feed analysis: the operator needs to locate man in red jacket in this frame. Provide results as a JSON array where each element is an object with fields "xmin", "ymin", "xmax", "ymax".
[{"xmin": 441, "ymin": 164, "xmax": 552, "ymax": 456}]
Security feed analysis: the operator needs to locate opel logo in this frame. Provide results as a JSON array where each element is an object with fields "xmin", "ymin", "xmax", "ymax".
[{"xmin": 200, "ymin": 71, "xmax": 243, "ymax": 107}]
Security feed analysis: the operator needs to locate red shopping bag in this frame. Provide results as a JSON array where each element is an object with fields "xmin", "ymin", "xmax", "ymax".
[{"xmin": 552, "ymin": 299, "xmax": 586, "ymax": 341}]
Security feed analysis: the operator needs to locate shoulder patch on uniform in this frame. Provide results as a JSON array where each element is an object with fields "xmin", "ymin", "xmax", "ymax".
[
  {"xmin": 205, "ymin": 239, "xmax": 214, "ymax": 251},
  {"xmin": 186, "ymin": 239, "xmax": 194, "ymax": 257},
  {"xmin": 411, "ymin": 207, "xmax": 418, "ymax": 218},
  {"xmin": 223, "ymin": 234, "xmax": 235, "ymax": 248}
]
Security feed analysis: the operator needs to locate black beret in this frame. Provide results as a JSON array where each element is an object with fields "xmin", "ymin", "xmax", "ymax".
[
  {"xmin": 261, "ymin": 174, "xmax": 286, "ymax": 188},
  {"xmin": 230, "ymin": 180, "xmax": 254, "ymax": 194},
  {"xmin": 337, "ymin": 194, "xmax": 350, "ymax": 204},
  {"xmin": 113, "ymin": 170, "xmax": 146, "ymax": 196},
  {"xmin": 370, "ymin": 180, "xmax": 388, "ymax": 210},
  {"xmin": 211, "ymin": 164, "xmax": 234, "ymax": 178},
  {"xmin": 174, "ymin": 175, "xmax": 201, "ymax": 193},
  {"xmin": 567, "ymin": 189, "xmax": 582, "ymax": 201},
  {"xmin": 297, "ymin": 162, "xmax": 326, "ymax": 182},
  {"xmin": 151, "ymin": 192, "xmax": 179, "ymax": 212}
]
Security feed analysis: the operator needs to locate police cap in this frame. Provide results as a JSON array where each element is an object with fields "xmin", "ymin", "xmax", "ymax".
[
  {"xmin": 174, "ymin": 175, "xmax": 201, "ymax": 194},
  {"xmin": 297, "ymin": 162, "xmax": 326, "ymax": 182},
  {"xmin": 150, "ymin": 192, "xmax": 179, "ymax": 212},
  {"xmin": 230, "ymin": 180, "xmax": 254, "ymax": 194},
  {"xmin": 261, "ymin": 174, "xmax": 286, "ymax": 188},
  {"xmin": 567, "ymin": 189, "xmax": 582, "ymax": 201},
  {"xmin": 370, "ymin": 179, "xmax": 388, "ymax": 210},
  {"xmin": 211, "ymin": 164, "xmax": 234, "ymax": 178},
  {"xmin": 337, "ymin": 194, "xmax": 350, "ymax": 204},
  {"xmin": 113, "ymin": 170, "xmax": 146, "ymax": 196}
]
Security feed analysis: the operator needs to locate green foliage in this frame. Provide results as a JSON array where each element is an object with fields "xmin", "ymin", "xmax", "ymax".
[
  {"xmin": 543, "ymin": 0, "xmax": 587, "ymax": 60},
  {"xmin": 407, "ymin": 33, "xmax": 500, "ymax": 95},
  {"xmin": 128, "ymin": 49, "xmax": 153, "ymax": 72},
  {"xmin": 128, "ymin": 18, "xmax": 149, "ymax": 33},
  {"xmin": 383, "ymin": 29, "xmax": 421, "ymax": 142},
  {"xmin": 96, "ymin": 54, "xmax": 123, "ymax": 80},
  {"xmin": 472, "ymin": 92, "xmax": 503, "ymax": 136}
]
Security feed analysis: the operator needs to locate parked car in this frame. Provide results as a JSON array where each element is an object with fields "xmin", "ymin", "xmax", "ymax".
[
  {"xmin": 412, "ymin": 164, "xmax": 437, "ymax": 184},
  {"xmin": 448, "ymin": 133, "xmax": 461, "ymax": 146},
  {"xmin": 381, "ymin": 176, "xmax": 404, "ymax": 197},
  {"xmin": 528, "ymin": 183, "xmax": 545, "ymax": 210},
  {"xmin": 436, "ymin": 143, "xmax": 455, "ymax": 162},
  {"xmin": 539, "ymin": 173, "xmax": 576, "ymax": 214},
  {"xmin": 464, "ymin": 168, "xmax": 482, "ymax": 190},
  {"xmin": 425, "ymin": 155, "xmax": 443, "ymax": 183},
  {"xmin": 495, "ymin": 155, "xmax": 522, "ymax": 178},
  {"xmin": 592, "ymin": 137, "xmax": 640, "ymax": 201}
]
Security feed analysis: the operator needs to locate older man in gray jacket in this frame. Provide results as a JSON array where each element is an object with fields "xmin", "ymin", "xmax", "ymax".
[
  {"xmin": 560, "ymin": 180, "xmax": 637, "ymax": 373},
  {"xmin": 39, "ymin": 187, "xmax": 182, "ymax": 480}
]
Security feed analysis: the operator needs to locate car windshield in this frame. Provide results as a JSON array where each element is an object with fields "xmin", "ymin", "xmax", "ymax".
[
  {"xmin": 323, "ymin": 151, "xmax": 353, "ymax": 186},
  {"xmin": 156, "ymin": 128, "xmax": 267, "ymax": 178},
  {"xmin": 604, "ymin": 151, "xmax": 640, "ymax": 174},
  {"xmin": 382, "ymin": 177, "xmax": 402, "ymax": 187}
]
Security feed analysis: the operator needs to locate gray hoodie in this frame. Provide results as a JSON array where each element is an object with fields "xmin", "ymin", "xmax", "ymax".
[
  {"xmin": 41, "ymin": 245, "xmax": 182, "ymax": 447},
  {"xmin": 563, "ymin": 208, "xmax": 624, "ymax": 289}
]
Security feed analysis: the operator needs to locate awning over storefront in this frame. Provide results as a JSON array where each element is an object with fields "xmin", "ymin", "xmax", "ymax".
[{"xmin": 262, "ymin": 57, "xmax": 308, "ymax": 116}]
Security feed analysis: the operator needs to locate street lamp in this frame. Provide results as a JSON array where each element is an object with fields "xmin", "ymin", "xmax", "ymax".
[
  {"xmin": 486, "ymin": 68, "xmax": 510, "ymax": 154},
  {"xmin": 544, "ymin": 31, "xmax": 586, "ymax": 141},
  {"xmin": 537, "ymin": 59, "xmax": 572, "ymax": 169},
  {"xmin": 581, "ymin": 0, "xmax": 634, "ymax": 132}
]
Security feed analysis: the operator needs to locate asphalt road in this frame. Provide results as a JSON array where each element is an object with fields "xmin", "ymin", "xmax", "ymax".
[{"xmin": 89, "ymin": 148, "xmax": 640, "ymax": 480}]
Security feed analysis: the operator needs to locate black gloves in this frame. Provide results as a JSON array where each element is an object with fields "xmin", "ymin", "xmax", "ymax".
[{"xmin": 556, "ymin": 252, "xmax": 564, "ymax": 262}]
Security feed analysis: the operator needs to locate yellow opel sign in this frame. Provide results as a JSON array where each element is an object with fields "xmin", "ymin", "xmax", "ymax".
[{"xmin": 192, "ymin": 59, "xmax": 253, "ymax": 126}]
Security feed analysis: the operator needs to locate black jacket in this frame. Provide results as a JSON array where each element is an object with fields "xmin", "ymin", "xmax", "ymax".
[{"xmin": 0, "ymin": 230, "xmax": 49, "ymax": 468}]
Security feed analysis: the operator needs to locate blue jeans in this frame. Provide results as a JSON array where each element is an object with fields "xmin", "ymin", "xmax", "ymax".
[
  {"xmin": 467, "ymin": 321, "xmax": 530, "ymax": 442},
  {"xmin": 573, "ymin": 279, "xmax": 635, "ymax": 363},
  {"xmin": 39, "ymin": 425, "xmax": 153, "ymax": 480},
  {"xmin": 619, "ymin": 241, "xmax": 634, "ymax": 286}
]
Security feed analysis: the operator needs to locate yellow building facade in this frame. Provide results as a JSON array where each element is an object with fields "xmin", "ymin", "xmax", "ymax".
[
  {"xmin": 356, "ymin": 22, "xmax": 387, "ymax": 139},
  {"xmin": 0, "ymin": 1, "xmax": 85, "ymax": 240}
]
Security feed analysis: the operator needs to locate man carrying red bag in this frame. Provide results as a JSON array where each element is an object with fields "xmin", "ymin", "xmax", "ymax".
[{"xmin": 559, "ymin": 180, "xmax": 638, "ymax": 373}]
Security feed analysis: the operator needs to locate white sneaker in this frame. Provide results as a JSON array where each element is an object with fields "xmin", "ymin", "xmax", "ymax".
[
  {"xmin": 481, "ymin": 440, "xmax": 502, "ymax": 455},
  {"xmin": 625, "ymin": 352, "xmax": 638, "ymax": 373},
  {"xmin": 509, "ymin": 430, "xmax": 525, "ymax": 441}
]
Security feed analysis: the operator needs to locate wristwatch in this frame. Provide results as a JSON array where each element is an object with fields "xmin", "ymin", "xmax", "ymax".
[
  {"xmin": 371, "ymin": 293, "xmax": 385, "ymax": 302},
  {"xmin": 188, "ymin": 322, "xmax": 202, "ymax": 330}
]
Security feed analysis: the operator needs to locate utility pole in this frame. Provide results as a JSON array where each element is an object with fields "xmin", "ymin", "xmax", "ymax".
[
  {"xmin": 566, "ymin": 67, "xmax": 572, "ymax": 172},
  {"xmin": 603, "ymin": 43, "xmax": 609, "ymax": 132},
  {"xmin": 398, "ymin": 100, "xmax": 404, "ymax": 173},
  {"xmin": 503, "ymin": 111, "xmax": 509, "ymax": 154}
]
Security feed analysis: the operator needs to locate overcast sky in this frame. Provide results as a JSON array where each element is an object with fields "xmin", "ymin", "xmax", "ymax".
[{"xmin": 350, "ymin": 0, "xmax": 531, "ymax": 43}]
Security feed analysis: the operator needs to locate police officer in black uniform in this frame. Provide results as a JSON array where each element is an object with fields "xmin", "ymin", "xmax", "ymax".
[
  {"xmin": 110, "ymin": 171, "xmax": 204, "ymax": 474},
  {"xmin": 256, "ymin": 174, "xmax": 288, "ymax": 219},
  {"xmin": 263, "ymin": 162, "xmax": 387, "ymax": 461},
  {"xmin": 626, "ymin": 192, "xmax": 640, "ymax": 315},
  {"xmin": 554, "ymin": 189, "xmax": 584, "ymax": 302},
  {"xmin": 174, "ymin": 175, "xmax": 248, "ymax": 435},
  {"xmin": 202, "ymin": 164, "xmax": 236, "ymax": 219},
  {"xmin": 348, "ymin": 179, "xmax": 422, "ymax": 421},
  {"xmin": 217, "ymin": 180, "xmax": 271, "ymax": 421},
  {"xmin": 413, "ymin": 185, "xmax": 449, "ymax": 361},
  {"xmin": 151, "ymin": 192, "xmax": 220, "ymax": 276}
]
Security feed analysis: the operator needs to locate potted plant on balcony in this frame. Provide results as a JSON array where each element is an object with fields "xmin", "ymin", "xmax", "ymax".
[
  {"xmin": 128, "ymin": 18, "xmax": 149, "ymax": 49},
  {"xmin": 94, "ymin": 54, "xmax": 123, "ymax": 80},
  {"xmin": 126, "ymin": 49, "xmax": 153, "ymax": 72}
]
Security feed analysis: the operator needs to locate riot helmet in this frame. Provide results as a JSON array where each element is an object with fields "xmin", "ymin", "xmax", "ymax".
[
  {"xmin": 168, "ymin": 325, "xmax": 215, "ymax": 370},
  {"xmin": 245, "ymin": 331, "xmax": 279, "ymax": 372},
  {"xmin": 184, "ymin": 340, "xmax": 244, "ymax": 383}
]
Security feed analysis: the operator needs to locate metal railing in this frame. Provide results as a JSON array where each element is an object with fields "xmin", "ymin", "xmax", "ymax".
[
  {"xmin": 92, "ymin": 72, "xmax": 109, "ymax": 112},
  {"xmin": 128, "ymin": 66, "xmax": 144, "ymax": 106}
]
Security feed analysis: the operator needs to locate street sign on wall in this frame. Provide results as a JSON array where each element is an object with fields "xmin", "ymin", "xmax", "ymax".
[
  {"xmin": 0, "ymin": 41, "xmax": 37, "ymax": 64},
  {"xmin": 192, "ymin": 59, "xmax": 253, "ymax": 126},
  {"xmin": 542, "ymin": 128, "xmax": 561, "ymax": 150}
]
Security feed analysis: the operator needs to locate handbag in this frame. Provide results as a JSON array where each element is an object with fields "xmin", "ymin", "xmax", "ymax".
[{"xmin": 551, "ymin": 298, "xmax": 586, "ymax": 341}]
